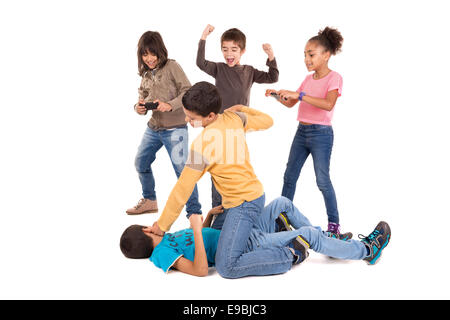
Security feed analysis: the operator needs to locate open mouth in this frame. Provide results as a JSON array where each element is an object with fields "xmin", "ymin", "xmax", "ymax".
[{"xmin": 226, "ymin": 58, "xmax": 235, "ymax": 65}]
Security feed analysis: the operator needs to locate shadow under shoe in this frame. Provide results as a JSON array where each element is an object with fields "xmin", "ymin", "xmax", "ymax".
[
  {"xmin": 126, "ymin": 198, "xmax": 158, "ymax": 215},
  {"xmin": 360, "ymin": 221, "xmax": 391, "ymax": 265}
]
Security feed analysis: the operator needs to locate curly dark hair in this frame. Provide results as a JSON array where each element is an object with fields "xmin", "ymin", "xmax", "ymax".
[{"xmin": 309, "ymin": 27, "xmax": 343, "ymax": 55}]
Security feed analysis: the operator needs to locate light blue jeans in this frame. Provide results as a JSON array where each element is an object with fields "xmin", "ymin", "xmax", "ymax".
[
  {"xmin": 135, "ymin": 126, "xmax": 202, "ymax": 215},
  {"xmin": 248, "ymin": 197, "xmax": 367, "ymax": 260},
  {"xmin": 215, "ymin": 196, "xmax": 367, "ymax": 279}
]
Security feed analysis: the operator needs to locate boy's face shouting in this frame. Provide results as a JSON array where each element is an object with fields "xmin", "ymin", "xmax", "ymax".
[{"xmin": 221, "ymin": 41, "xmax": 245, "ymax": 67}]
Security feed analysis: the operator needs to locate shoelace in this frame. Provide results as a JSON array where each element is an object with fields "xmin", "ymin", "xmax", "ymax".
[
  {"xmin": 358, "ymin": 230, "xmax": 380, "ymax": 242},
  {"xmin": 134, "ymin": 198, "xmax": 146, "ymax": 209}
]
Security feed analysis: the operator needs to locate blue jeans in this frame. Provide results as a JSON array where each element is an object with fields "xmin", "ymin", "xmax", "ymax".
[
  {"xmin": 282, "ymin": 123, "xmax": 339, "ymax": 224},
  {"xmin": 211, "ymin": 179, "xmax": 222, "ymax": 208},
  {"xmin": 135, "ymin": 126, "xmax": 202, "ymax": 215},
  {"xmin": 248, "ymin": 197, "xmax": 367, "ymax": 260},
  {"xmin": 215, "ymin": 194, "xmax": 294, "ymax": 279},
  {"xmin": 210, "ymin": 179, "xmax": 226, "ymax": 230}
]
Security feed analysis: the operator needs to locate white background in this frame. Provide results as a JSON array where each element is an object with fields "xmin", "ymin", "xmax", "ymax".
[{"xmin": 1, "ymin": 0, "xmax": 449, "ymax": 299}]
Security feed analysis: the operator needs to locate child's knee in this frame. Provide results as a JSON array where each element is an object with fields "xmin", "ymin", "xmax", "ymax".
[
  {"xmin": 270, "ymin": 196, "xmax": 292, "ymax": 209},
  {"xmin": 316, "ymin": 175, "xmax": 332, "ymax": 191},
  {"xmin": 135, "ymin": 154, "xmax": 155, "ymax": 172},
  {"xmin": 298, "ymin": 226, "xmax": 320, "ymax": 245},
  {"xmin": 215, "ymin": 257, "xmax": 236, "ymax": 279}
]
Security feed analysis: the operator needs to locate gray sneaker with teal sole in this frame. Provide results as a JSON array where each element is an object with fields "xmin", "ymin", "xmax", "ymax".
[{"xmin": 359, "ymin": 221, "xmax": 391, "ymax": 265}]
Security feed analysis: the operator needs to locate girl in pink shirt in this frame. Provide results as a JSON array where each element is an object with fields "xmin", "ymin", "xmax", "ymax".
[{"xmin": 266, "ymin": 27, "xmax": 345, "ymax": 238}]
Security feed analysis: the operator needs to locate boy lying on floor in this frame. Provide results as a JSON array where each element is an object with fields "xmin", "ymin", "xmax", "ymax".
[{"xmin": 120, "ymin": 196, "xmax": 391, "ymax": 276}]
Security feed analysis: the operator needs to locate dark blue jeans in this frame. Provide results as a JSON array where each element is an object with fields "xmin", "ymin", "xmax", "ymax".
[
  {"xmin": 282, "ymin": 123, "xmax": 339, "ymax": 224},
  {"xmin": 135, "ymin": 126, "xmax": 202, "ymax": 215},
  {"xmin": 209, "ymin": 178, "xmax": 227, "ymax": 229}
]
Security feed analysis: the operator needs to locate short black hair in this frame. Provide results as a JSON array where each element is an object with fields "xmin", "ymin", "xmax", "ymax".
[
  {"xmin": 309, "ymin": 26, "xmax": 343, "ymax": 55},
  {"xmin": 120, "ymin": 225, "xmax": 154, "ymax": 259},
  {"xmin": 182, "ymin": 81, "xmax": 222, "ymax": 116}
]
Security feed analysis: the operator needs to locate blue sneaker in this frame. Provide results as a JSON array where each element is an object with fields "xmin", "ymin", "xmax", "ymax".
[{"xmin": 359, "ymin": 221, "xmax": 391, "ymax": 265}]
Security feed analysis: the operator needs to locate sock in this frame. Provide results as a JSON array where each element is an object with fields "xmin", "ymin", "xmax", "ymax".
[{"xmin": 288, "ymin": 247, "xmax": 298, "ymax": 263}]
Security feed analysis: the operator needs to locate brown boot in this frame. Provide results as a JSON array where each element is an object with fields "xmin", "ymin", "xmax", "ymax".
[{"xmin": 126, "ymin": 198, "xmax": 158, "ymax": 215}]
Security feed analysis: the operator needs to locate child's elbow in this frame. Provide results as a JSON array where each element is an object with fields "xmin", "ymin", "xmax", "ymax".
[
  {"xmin": 267, "ymin": 71, "xmax": 279, "ymax": 83},
  {"xmin": 326, "ymin": 102, "xmax": 336, "ymax": 111},
  {"xmin": 196, "ymin": 267, "xmax": 209, "ymax": 277}
]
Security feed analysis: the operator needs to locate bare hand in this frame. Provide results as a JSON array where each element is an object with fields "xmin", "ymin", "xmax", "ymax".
[
  {"xmin": 265, "ymin": 89, "xmax": 277, "ymax": 97},
  {"xmin": 262, "ymin": 43, "xmax": 274, "ymax": 61},
  {"xmin": 278, "ymin": 90, "xmax": 299, "ymax": 101},
  {"xmin": 143, "ymin": 221, "xmax": 165, "ymax": 236},
  {"xmin": 226, "ymin": 104, "xmax": 245, "ymax": 113},
  {"xmin": 208, "ymin": 205, "xmax": 224, "ymax": 216},
  {"xmin": 201, "ymin": 24, "xmax": 215, "ymax": 40},
  {"xmin": 135, "ymin": 99, "xmax": 147, "ymax": 115},
  {"xmin": 155, "ymin": 100, "xmax": 172, "ymax": 112}
]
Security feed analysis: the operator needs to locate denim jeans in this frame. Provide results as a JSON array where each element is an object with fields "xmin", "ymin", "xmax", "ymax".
[
  {"xmin": 135, "ymin": 126, "xmax": 201, "ymax": 215},
  {"xmin": 210, "ymin": 207, "xmax": 227, "ymax": 230},
  {"xmin": 215, "ymin": 194, "xmax": 294, "ymax": 279},
  {"xmin": 282, "ymin": 123, "xmax": 339, "ymax": 224},
  {"xmin": 211, "ymin": 178, "xmax": 222, "ymax": 208},
  {"xmin": 210, "ymin": 179, "xmax": 226, "ymax": 230},
  {"xmin": 247, "ymin": 197, "xmax": 367, "ymax": 260}
]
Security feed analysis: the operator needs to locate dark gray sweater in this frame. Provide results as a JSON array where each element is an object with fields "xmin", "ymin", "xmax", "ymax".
[{"xmin": 197, "ymin": 40, "xmax": 279, "ymax": 113}]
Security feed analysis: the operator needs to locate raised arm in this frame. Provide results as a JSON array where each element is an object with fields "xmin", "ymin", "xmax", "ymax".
[
  {"xmin": 196, "ymin": 25, "xmax": 218, "ymax": 77},
  {"xmin": 253, "ymin": 44, "xmax": 279, "ymax": 84}
]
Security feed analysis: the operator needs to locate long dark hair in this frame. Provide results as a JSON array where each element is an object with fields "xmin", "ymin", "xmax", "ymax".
[{"xmin": 137, "ymin": 31, "xmax": 168, "ymax": 76}]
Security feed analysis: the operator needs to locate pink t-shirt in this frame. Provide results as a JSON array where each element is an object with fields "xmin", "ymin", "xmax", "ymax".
[{"xmin": 296, "ymin": 70, "xmax": 343, "ymax": 126}]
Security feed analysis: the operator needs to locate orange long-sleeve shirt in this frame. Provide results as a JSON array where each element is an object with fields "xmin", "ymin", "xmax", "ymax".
[{"xmin": 157, "ymin": 106, "xmax": 273, "ymax": 232}]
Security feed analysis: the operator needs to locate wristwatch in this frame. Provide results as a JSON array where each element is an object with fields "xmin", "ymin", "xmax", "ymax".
[{"xmin": 299, "ymin": 92, "xmax": 306, "ymax": 101}]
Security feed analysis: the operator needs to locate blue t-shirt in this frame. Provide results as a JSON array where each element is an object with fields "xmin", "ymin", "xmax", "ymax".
[{"xmin": 149, "ymin": 227, "xmax": 221, "ymax": 273}]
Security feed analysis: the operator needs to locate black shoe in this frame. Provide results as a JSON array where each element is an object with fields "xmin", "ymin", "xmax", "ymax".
[
  {"xmin": 276, "ymin": 212, "xmax": 293, "ymax": 232},
  {"xmin": 289, "ymin": 235, "xmax": 310, "ymax": 265}
]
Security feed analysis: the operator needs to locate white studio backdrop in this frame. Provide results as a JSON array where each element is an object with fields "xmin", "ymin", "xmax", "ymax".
[{"xmin": 0, "ymin": 0, "xmax": 449, "ymax": 299}]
